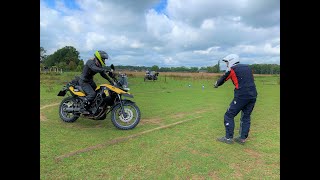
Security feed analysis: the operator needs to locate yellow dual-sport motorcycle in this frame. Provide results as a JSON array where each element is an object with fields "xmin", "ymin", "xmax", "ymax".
[{"xmin": 57, "ymin": 64, "xmax": 140, "ymax": 130}]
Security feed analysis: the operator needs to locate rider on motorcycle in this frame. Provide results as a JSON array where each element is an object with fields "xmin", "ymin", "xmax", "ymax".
[{"xmin": 79, "ymin": 50, "xmax": 115, "ymax": 114}]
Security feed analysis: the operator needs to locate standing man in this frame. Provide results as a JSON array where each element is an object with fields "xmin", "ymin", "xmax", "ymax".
[{"xmin": 214, "ymin": 54, "xmax": 257, "ymax": 145}]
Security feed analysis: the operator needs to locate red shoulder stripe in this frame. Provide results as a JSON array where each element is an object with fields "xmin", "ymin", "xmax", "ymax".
[{"xmin": 225, "ymin": 69, "xmax": 239, "ymax": 89}]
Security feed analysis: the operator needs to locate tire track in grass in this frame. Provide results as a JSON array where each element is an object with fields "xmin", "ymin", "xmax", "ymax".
[
  {"xmin": 40, "ymin": 103, "xmax": 59, "ymax": 110},
  {"xmin": 55, "ymin": 116, "xmax": 203, "ymax": 162}
]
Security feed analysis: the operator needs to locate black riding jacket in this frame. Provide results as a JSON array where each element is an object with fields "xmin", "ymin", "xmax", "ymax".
[
  {"xmin": 216, "ymin": 64, "xmax": 257, "ymax": 99},
  {"xmin": 80, "ymin": 59, "xmax": 112, "ymax": 83}
]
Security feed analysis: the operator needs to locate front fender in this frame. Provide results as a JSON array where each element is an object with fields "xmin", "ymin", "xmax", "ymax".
[
  {"xmin": 111, "ymin": 99, "xmax": 136, "ymax": 110},
  {"xmin": 116, "ymin": 99, "xmax": 135, "ymax": 106},
  {"xmin": 122, "ymin": 93, "xmax": 134, "ymax": 98}
]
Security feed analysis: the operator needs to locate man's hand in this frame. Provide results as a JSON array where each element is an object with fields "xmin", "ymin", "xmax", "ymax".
[
  {"xmin": 106, "ymin": 71, "xmax": 115, "ymax": 78},
  {"xmin": 214, "ymin": 81, "xmax": 218, "ymax": 88}
]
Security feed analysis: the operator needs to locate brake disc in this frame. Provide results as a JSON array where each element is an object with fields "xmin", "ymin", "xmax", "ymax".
[{"xmin": 119, "ymin": 108, "xmax": 134, "ymax": 123}]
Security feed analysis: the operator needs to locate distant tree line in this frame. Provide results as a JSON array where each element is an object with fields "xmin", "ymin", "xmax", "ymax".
[
  {"xmin": 249, "ymin": 64, "xmax": 280, "ymax": 74},
  {"xmin": 117, "ymin": 61, "xmax": 280, "ymax": 74},
  {"xmin": 40, "ymin": 46, "xmax": 279, "ymax": 74}
]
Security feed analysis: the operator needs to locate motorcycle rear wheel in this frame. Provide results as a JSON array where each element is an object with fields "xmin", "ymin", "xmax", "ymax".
[
  {"xmin": 59, "ymin": 96, "xmax": 80, "ymax": 123},
  {"xmin": 111, "ymin": 101, "xmax": 140, "ymax": 130}
]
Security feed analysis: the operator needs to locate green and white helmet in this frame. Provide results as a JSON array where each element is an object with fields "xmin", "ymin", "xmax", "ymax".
[{"xmin": 94, "ymin": 50, "xmax": 108, "ymax": 66}]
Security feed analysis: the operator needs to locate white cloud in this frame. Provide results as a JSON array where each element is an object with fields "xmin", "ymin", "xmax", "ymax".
[
  {"xmin": 230, "ymin": 41, "xmax": 280, "ymax": 56},
  {"xmin": 201, "ymin": 19, "xmax": 215, "ymax": 30},
  {"xmin": 146, "ymin": 9, "xmax": 174, "ymax": 39},
  {"xmin": 130, "ymin": 41, "xmax": 144, "ymax": 49},
  {"xmin": 40, "ymin": 0, "xmax": 280, "ymax": 67},
  {"xmin": 63, "ymin": 16, "xmax": 83, "ymax": 33},
  {"xmin": 193, "ymin": 46, "xmax": 220, "ymax": 55},
  {"xmin": 85, "ymin": 32, "xmax": 107, "ymax": 51},
  {"xmin": 163, "ymin": 57, "xmax": 179, "ymax": 66}
]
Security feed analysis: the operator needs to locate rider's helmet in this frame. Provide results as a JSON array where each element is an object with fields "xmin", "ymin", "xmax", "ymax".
[
  {"xmin": 222, "ymin": 54, "xmax": 240, "ymax": 68},
  {"xmin": 94, "ymin": 50, "xmax": 109, "ymax": 66}
]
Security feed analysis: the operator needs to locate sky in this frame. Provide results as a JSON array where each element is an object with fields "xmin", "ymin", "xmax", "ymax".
[{"xmin": 40, "ymin": 0, "xmax": 280, "ymax": 70}]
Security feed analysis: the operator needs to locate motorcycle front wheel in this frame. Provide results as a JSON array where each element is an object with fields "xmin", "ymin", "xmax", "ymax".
[
  {"xmin": 111, "ymin": 101, "xmax": 141, "ymax": 130},
  {"xmin": 59, "ymin": 96, "xmax": 80, "ymax": 123}
]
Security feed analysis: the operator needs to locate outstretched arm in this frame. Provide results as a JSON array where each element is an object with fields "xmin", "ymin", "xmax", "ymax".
[{"xmin": 214, "ymin": 70, "xmax": 231, "ymax": 88}]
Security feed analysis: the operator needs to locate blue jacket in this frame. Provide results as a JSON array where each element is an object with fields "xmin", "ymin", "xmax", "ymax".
[{"xmin": 216, "ymin": 64, "xmax": 257, "ymax": 99}]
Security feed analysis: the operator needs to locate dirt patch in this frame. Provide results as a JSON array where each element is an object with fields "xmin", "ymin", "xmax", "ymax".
[
  {"xmin": 190, "ymin": 174, "xmax": 205, "ymax": 180},
  {"xmin": 140, "ymin": 117, "xmax": 163, "ymax": 125},
  {"xmin": 55, "ymin": 116, "xmax": 202, "ymax": 162},
  {"xmin": 40, "ymin": 103, "xmax": 59, "ymax": 110},
  {"xmin": 170, "ymin": 109, "xmax": 208, "ymax": 119},
  {"xmin": 40, "ymin": 113, "xmax": 47, "ymax": 121},
  {"xmin": 231, "ymin": 148, "xmax": 264, "ymax": 176},
  {"xmin": 244, "ymin": 148, "xmax": 261, "ymax": 159},
  {"xmin": 194, "ymin": 109, "xmax": 209, "ymax": 114},
  {"xmin": 171, "ymin": 112, "xmax": 187, "ymax": 119},
  {"xmin": 141, "ymin": 109, "xmax": 208, "ymax": 125},
  {"xmin": 190, "ymin": 149, "xmax": 211, "ymax": 157},
  {"xmin": 208, "ymin": 171, "xmax": 221, "ymax": 180},
  {"xmin": 244, "ymin": 148, "xmax": 264, "ymax": 168},
  {"xmin": 225, "ymin": 149, "xmax": 265, "ymax": 178},
  {"xmin": 230, "ymin": 163, "xmax": 243, "ymax": 179},
  {"xmin": 95, "ymin": 124, "xmax": 104, "ymax": 128}
]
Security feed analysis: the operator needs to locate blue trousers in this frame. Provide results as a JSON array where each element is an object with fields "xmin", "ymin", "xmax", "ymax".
[{"xmin": 224, "ymin": 97, "xmax": 256, "ymax": 139}]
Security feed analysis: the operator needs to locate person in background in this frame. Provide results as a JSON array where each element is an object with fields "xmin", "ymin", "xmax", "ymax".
[{"xmin": 214, "ymin": 54, "xmax": 257, "ymax": 145}]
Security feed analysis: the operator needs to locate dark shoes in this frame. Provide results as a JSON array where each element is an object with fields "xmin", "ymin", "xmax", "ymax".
[
  {"xmin": 216, "ymin": 136, "xmax": 246, "ymax": 145},
  {"xmin": 216, "ymin": 136, "xmax": 233, "ymax": 144},
  {"xmin": 234, "ymin": 137, "xmax": 246, "ymax": 145}
]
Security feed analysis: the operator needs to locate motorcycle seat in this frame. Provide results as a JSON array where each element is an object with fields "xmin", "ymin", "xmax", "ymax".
[{"xmin": 74, "ymin": 85, "xmax": 85, "ymax": 93}]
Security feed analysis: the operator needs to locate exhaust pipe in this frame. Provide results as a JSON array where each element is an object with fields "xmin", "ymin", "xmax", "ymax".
[{"xmin": 64, "ymin": 107, "xmax": 81, "ymax": 112}]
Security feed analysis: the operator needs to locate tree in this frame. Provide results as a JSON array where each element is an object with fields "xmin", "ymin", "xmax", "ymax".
[
  {"xmin": 68, "ymin": 61, "xmax": 77, "ymax": 71},
  {"xmin": 207, "ymin": 63, "xmax": 220, "ymax": 73},
  {"xmin": 249, "ymin": 64, "xmax": 280, "ymax": 74},
  {"xmin": 40, "ymin": 47, "xmax": 47, "ymax": 63},
  {"xmin": 76, "ymin": 65, "xmax": 83, "ymax": 72},
  {"xmin": 159, "ymin": 67, "xmax": 171, "ymax": 72},
  {"xmin": 151, "ymin": 65, "xmax": 159, "ymax": 71},
  {"xmin": 190, "ymin": 67, "xmax": 199, "ymax": 72},
  {"xmin": 56, "ymin": 61, "xmax": 67, "ymax": 70},
  {"xmin": 43, "ymin": 46, "xmax": 81, "ymax": 70}
]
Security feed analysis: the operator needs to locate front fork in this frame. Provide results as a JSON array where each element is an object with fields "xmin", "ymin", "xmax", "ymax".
[{"xmin": 117, "ymin": 94, "xmax": 127, "ymax": 118}]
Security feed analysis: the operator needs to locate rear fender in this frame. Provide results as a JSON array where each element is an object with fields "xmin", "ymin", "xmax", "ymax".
[
  {"xmin": 57, "ymin": 89, "xmax": 67, "ymax": 96},
  {"xmin": 57, "ymin": 86, "xmax": 68, "ymax": 96},
  {"xmin": 69, "ymin": 86, "xmax": 86, "ymax": 96}
]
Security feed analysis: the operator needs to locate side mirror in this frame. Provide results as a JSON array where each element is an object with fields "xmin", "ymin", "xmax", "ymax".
[{"xmin": 110, "ymin": 64, "xmax": 115, "ymax": 71}]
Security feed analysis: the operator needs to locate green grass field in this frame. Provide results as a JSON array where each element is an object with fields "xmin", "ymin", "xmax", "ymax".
[{"xmin": 40, "ymin": 72, "xmax": 280, "ymax": 179}]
